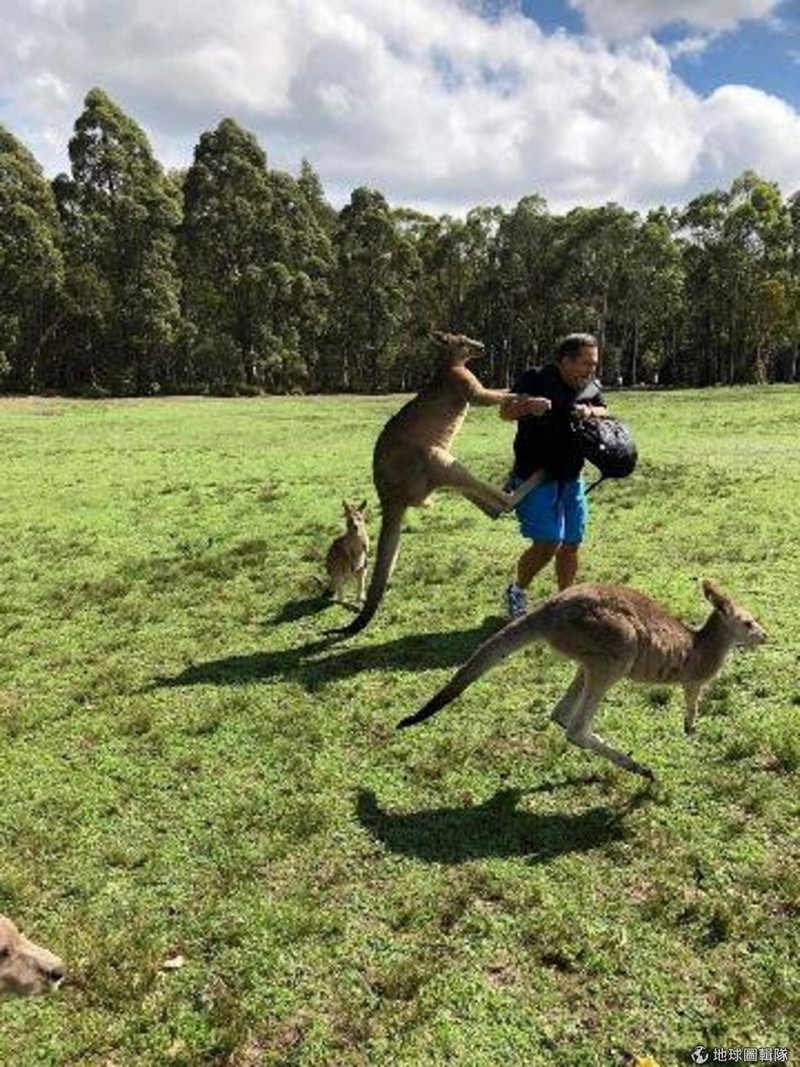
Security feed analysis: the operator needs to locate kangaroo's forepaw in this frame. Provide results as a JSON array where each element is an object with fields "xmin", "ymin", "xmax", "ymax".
[{"xmin": 490, "ymin": 496, "xmax": 514, "ymax": 518}]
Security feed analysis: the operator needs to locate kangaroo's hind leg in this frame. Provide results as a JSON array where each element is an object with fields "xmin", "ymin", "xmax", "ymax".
[
  {"xmin": 452, "ymin": 461, "xmax": 545, "ymax": 515},
  {"xmin": 355, "ymin": 562, "xmax": 368, "ymax": 606},
  {"xmin": 506, "ymin": 469, "xmax": 546, "ymax": 508},
  {"xmin": 565, "ymin": 659, "xmax": 654, "ymax": 779},
  {"xmin": 429, "ymin": 449, "xmax": 513, "ymax": 518},
  {"xmin": 550, "ymin": 669, "xmax": 585, "ymax": 729},
  {"xmin": 682, "ymin": 681, "xmax": 705, "ymax": 735}
]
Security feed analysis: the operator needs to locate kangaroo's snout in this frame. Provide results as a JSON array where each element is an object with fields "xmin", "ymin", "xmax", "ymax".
[
  {"xmin": 737, "ymin": 618, "xmax": 767, "ymax": 648},
  {"xmin": 0, "ymin": 917, "xmax": 66, "ymax": 997}
]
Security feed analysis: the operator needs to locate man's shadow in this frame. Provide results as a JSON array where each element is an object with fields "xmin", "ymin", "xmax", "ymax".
[
  {"xmin": 355, "ymin": 784, "xmax": 647, "ymax": 864},
  {"xmin": 151, "ymin": 618, "xmax": 502, "ymax": 693}
]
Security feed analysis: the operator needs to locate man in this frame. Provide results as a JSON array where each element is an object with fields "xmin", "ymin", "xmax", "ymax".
[{"xmin": 499, "ymin": 333, "xmax": 607, "ymax": 618}]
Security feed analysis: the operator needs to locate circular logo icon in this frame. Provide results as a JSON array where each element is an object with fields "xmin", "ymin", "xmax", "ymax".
[{"xmin": 691, "ymin": 1048, "xmax": 709, "ymax": 1065}]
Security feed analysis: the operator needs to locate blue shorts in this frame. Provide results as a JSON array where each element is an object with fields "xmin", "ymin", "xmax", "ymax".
[{"xmin": 511, "ymin": 476, "xmax": 588, "ymax": 544}]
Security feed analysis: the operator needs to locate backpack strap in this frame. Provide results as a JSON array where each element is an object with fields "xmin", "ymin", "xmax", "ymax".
[{"xmin": 584, "ymin": 472, "xmax": 607, "ymax": 494}]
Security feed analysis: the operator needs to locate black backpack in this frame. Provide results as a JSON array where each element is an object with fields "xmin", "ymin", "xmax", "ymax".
[{"xmin": 570, "ymin": 413, "xmax": 638, "ymax": 493}]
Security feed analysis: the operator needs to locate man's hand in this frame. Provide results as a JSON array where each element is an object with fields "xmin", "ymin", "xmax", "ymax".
[
  {"xmin": 573, "ymin": 403, "xmax": 604, "ymax": 419},
  {"xmin": 501, "ymin": 394, "xmax": 551, "ymax": 420}
]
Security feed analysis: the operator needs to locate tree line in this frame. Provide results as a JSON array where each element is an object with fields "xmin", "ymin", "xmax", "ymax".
[{"xmin": 2, "ymin": 88, "xmax": 799, "ymax": 396}]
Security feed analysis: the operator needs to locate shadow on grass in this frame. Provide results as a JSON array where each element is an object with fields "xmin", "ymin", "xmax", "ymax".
[
  {"xmin": 151, "ymin": 618, "xmax": 501, "ymax": 692},
  {"xmin": 269, "ymin": 593, "xmax": 334, "ymax": 624},
  {"xmin": 356, "ymin": 786, "xmax": 646, "ymax": 864}
]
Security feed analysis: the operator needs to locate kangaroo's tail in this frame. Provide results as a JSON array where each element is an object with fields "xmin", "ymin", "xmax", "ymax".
[
  {"xmin": 332, "ymin": 501, "xmax": 405, "ymax": 636},
  {"xmin": 397, "ymin": 609, "xmax": 547, "ymax": 728}
]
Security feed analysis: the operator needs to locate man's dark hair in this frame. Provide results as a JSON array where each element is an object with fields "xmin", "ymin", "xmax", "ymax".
[{"xmin": 556, "ymin": 333, "xmax": 598, "ymax": 361}]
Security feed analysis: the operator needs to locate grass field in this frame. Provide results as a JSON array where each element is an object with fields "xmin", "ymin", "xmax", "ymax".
[{"xmin": 0, "ymin": 387, "xmax": 798, "ymax": 1066}]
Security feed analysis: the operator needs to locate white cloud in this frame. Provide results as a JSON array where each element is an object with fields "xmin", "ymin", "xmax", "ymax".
[
  {"xmin": 667, "ymin": 35, "xmax": 712, "ymax": 59},
  {"xmin": 568, "ymin": 0, "xmax": 782, "ymax": 40},
  {"xmin": 699, "ymin": 84, "xmax": 800, "ymax": 189},
  {"xmin": 0, "ymin": 0, "xmax": 798, "ymax": 214}
]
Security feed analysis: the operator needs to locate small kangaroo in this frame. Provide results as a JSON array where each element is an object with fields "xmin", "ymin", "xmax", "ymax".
[
  {"xmin": 337, "ymin": 332, "xmax": 544, "ymax": 635},
  {"xmin": 0, "ymin": 916, "xmax": 65, "ymax": 996},
  {"xmin": 398, "ymin": 579, "xmax": 766, "ymax": 779},
  {"xmin": 324, "ymin": 500, "xmax": 370, "ymax": 606}
]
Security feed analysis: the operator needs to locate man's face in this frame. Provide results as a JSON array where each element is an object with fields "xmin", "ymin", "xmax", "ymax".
[{"xmin": 559, "ymin": 345, "xmax": 598, "ymax": 389}]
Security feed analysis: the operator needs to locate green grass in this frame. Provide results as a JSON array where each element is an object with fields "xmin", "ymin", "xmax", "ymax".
[{"xmin": 0, "ymin": 387, "xmax": 798, "ymax": 1066}]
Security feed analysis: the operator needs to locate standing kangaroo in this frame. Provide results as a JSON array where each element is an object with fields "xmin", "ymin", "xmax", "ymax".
[
  {"xmin": 324, "ymin": 500, "xmax": 370, "ymax": 606},
  {"xmin": 0, "ymin": 916, "xmax": 65, "ymax": 996},
  {"xmin": 336, "ymin": 332, "xmax": 543, "ymax": 635},
  {"xmin": 398, "ymin": 580, "xmax": 766, "ymax": 779}
]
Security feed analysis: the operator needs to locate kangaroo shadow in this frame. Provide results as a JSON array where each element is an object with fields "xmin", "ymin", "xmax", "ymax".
[
  {"xmin": 151, "ymin": 619, "xmax": 501, "ymax": 693},
  {"xmin": 269, "ymin": 593, "xmax": 333, "ymax": 625},
  {"xmin": 356, "ymin": 786, "xmax": 640, "ymax": 865}
]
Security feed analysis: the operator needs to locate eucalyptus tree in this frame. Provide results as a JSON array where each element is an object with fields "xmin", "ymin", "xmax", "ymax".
[
  {"xmin": 681, "ymin": 172, "xmax": 793, "ymax": 383},
  {"xmin": 258, "ymin": 167, "xmax": 335, "ymax": 391},
  {"xmin": 491, "ymin": 195, "xmax": 557, "ymax": 382},
  {"xmin": 783, "ymin": 189, "xmax": 800, "ymax": 380},
  {"xmin": 180, "ymin": 123, "xmax": 334, "ymax": 392},
  {"xmin": 329, "ymin": 187, "xmax": 421, "ymax": 392},
  {"xmin": 410, "ymin": 213, "xmax": 470, "ymax": 329},
  {"xmin": 389, "ymin": 206, "xmax": 444, "ymax": 387},
  {"xmin": 55, "ymin": 88, "xmax": 181, "ymax": 393},
  {"xmin": 179, "ymin": 119, "xmax": 274, "ymax": 391},
  {"xmin": 552, "ymin": 203, "xmax": 639, "ymax": 372},
  {"xmin": 620, "ymin": 208, "xmax": 685, "ymax": 385},
  {"xmin": 726, "ymin": 173, "xmax": 793, "ymax": 382},
  {"xmin": 679, "ymin": 188, "xmax": 728, "ymax": 383},
  {"xmin": 401, "ymin": 205, "xmax": 505, "ymax": 384},
  {"xmin": 457, "ymin": 205, "xmax": 508, "ymax": 376},
  {"xmin": 298, "ymin": 159, "xmax": 337, "ymax": 235},
  {"xmin": 0, "ymin": 126, "xmax": 63, "ymax": 392}
]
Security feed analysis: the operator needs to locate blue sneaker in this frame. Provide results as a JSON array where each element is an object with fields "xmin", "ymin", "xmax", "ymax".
[{"xmin": 504, "ymin": 583, "xmax": 528, "ymax": 619}]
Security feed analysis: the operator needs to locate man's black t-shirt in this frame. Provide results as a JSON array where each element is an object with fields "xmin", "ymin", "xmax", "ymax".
[{"xmin": 511, "ymin": 363, "xmax": 605, "ymax": 480}]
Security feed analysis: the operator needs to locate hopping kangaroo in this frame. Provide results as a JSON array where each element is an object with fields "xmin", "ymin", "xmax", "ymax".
[
  {"xmin": 337, "ymin": 332, "xmax": 543, "ymax": 635},
  {"xmin": 0, "ymin": 916, "xmax": 65, "ymax": 996},
  {"xmin": 398, "ymin": 580, "xmax": 766, "ymax": 779},
  {"xmin": 324, "ymin": 500, "xmax": 370, "ymax": 606}
]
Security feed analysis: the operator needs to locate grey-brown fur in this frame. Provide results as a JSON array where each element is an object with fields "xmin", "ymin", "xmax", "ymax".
[
  {"xmin": 0, "ymin": 916, "xmax": 65, "ymax": 997},
  {"xmin": 324, "ymin": 500, "xmax": 370, "ymax": 606},
  {"xmin": 398, "ymin": 579, "xmax": 766, "ymax": 779},
  {"xmin": 337, "ymin": 332, "xmax": 543, "ymax": 635}
]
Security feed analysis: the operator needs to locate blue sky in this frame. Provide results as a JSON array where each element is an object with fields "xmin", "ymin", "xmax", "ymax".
[
  {"xmin": 668, "ymin": 17, "xmax": 800, "ymax": 109},
  {"xmin": 1, "ymin": 0, "xmax": 798, "ymax": 214},
  {"xmin": 523, "ymin": 0, "xmax": 800, "ymax": 108}
]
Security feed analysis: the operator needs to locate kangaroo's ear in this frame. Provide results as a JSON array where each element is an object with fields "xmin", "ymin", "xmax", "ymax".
[
  {"xmin": 701, "ymin": 578, "xmax": 733, "ymax": 614},
  {"xmin": 432, "ymin": 330, "xmax": 449, "ymax": 345},
  {"xmin": 342, "ymin": 499, "xmax": 350, "ymax": 512},
  {"xmin": 358, "ymin": 499, "xmax": 368, "ymax": 512}
]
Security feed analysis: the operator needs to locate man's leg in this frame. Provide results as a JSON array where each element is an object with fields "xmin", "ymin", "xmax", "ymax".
[
  {"xmin": 518, "ymin": 541, "xmax": 559, "ymax": 588},
  {"xmin": 505, "ymin": 479, "xmax": 562, "ymax": 618},
  {"xmin": 556, "ymin": 479, "xmax": 587, "ymax": 590},
  {"xmin": 555, "ymin": 543, "xmax": 579, "ymax": 590}
]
